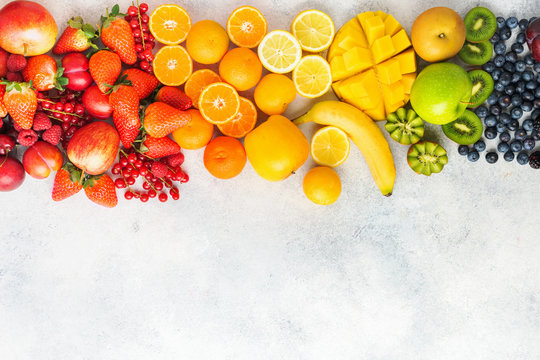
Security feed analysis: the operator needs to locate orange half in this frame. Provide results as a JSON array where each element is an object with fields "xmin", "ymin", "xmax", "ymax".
[
  {"xmin": 153, "ymin": 45, "xmax": 193, "ymax": 86},
  {"xmin": 184, "ymin": 69, "xmax": 221, "ymax": 109},
  {"xmin": 226, "ymin": 6, "xmax": 267, "ymax": 48},
  {"xmin": 198, "ymin": 82, "xmax": 240, "ymax": 125},
  {"xmin": 217, "ymin": 97, "xmax": 257, "ymax": 138},
  {"xmin": 149, "ymin": 4, "xmax": 191, "ymax": 45}
]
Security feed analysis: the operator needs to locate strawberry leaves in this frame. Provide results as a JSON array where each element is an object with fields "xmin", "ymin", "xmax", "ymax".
[{"xmin": 101, "ymin": 4, "xmax": 124, "ymax": 28}]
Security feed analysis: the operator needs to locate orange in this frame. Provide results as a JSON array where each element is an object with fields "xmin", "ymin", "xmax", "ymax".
[
  {"xmin": 184, "ymin": 69, "xmax": 221, "ymax": 109},
  {"xmin": 254, "ymin": 74, "xmax": 296, "ymax": 115},
  {"xmin": 226, "ymin": 6, "xmax": 267, "ymax": 48},
  {"xmin": 218, "ymin": 47, "xmax": 262, "ymax": 91},
  {"xmin": 152, "ymin": 45, "xmax": 192, "ymax": 86},
  {"xmin": 217, "ymin": 97, "xmax": 257, "ymax": 138},
  {"xmin": 172, "ymin": 109, "xmax": 215, "ymax": 150},
  {"xmin": 149, "ymin": 4, "xmax": 191, "ymax": 45},
  {"xmin": 186, "ymin": 20, "xmax": 229, "ymax": 64},
  {"xmin": 303, "ymin": 166, "xmax": 341, "ymax": 205},
  {"xmin": 203, "ymin": 136, "xmax": 247, "ymax": 179},
  {"xmin": 198, "ymin": 82, "xmax": 240, "ymax": 125}
]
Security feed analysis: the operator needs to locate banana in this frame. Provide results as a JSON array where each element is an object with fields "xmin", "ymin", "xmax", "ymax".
[{"xmin": 294, "ymin": 101, "xmax": 396, "ymax": 196}]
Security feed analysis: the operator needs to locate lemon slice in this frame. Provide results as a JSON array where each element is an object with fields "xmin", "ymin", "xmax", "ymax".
[
  {"xmin": 292, "ymin": 55, "xmax": 332, "ymax": 98},
  {"xmin": 257, "ymin": 30, "xmax": 302, "ymax": 74},
  {"xmin": 311, "ymin": 126, "xmax": 350, "ymax": 167},
  {"xmin": 291, "ymin": 9, "xmax": 335, "ymax": 52}
]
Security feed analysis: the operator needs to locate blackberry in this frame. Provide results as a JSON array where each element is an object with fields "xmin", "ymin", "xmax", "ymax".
[
  {"xmin": 533, "ymin": 118, "xmax": 540, "ymax": 132},
  {"xmin": 529, "ymin": 151, "xmax": 540, "ymax": 169}
]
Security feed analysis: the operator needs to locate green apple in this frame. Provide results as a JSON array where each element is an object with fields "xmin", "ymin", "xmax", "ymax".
[{"xmin": 410, "ymin": 62, "xmax": 472, "ymax": 125}]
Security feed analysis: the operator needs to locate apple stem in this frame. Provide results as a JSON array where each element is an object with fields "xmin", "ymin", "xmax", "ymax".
[
  {"xmin": 79, "ymin": 169, "xmax": 85, "ymax": 184},
  {"xmin": 0, "ymin": 154, "xmax": 7, "ymax": 167},
  {"xmin": 460, "ymin": 101, "xmax": 473, "ymax": 105},
  {"xmin": 23, "ymin": 43, "xmax": 28, "ymax": 57}
]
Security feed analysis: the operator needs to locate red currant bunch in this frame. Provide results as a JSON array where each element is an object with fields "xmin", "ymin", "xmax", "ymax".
[{"xmin": 124, "ymin": 2, "xmax": 155, "ymax": 74}]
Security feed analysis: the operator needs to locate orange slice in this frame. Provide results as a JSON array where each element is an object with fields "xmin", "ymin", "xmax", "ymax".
[
  {"xmin": 149, "ymin": 4, "xmax": 191, "ymax": 45},
  {"xmin": 198, "ymin": 82, "xmax": 241, "ymax": 124},
  {"xmin": 226, "ymin": 6, "xmax": 267, "ymax": 48},
  {"xmin": 217, "ymin": 97, "xmax": 257, "ymax": 138},
  {"xmin": 184, "ymin": 69, "xmax": 221, "ymax": 109},
  {"xmin": 152, "ymin": 45, "xmax": 193, "ymax": 86}
]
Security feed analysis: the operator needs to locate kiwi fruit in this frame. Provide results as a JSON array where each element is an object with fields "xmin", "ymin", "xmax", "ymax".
[
  {"xmin": 407, "ymin": 141, "xmax": 448, "ymax": 176},
  {"xmin": 385, "ymin": 108, "xmax": 425, "ymax": 145},
  {"xmin": 467, "ymin": 70, "xmax": 494, "ymax": 108},
  {"xmin": 442, "ymin": 110, "xmax": 484, "ymax": 145},
  {"xmin": 458, "ymin": 40, "xmax": 493, "ymax": 65},
  {"xmin": 464, "ymin": 7, "xmax": 497, "ymax": 42}
]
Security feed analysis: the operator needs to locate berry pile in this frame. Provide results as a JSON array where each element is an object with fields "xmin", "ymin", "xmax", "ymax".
[
  {"xmin": 125, "ymin": 2, "xmax": 155, "ymax": 73},
  {"xmin": 111, "ymin": 149, "xmax": 188, "ymax": 202},
  {"xmin": 459, "ymin": 16, "xmax": 540, "ymax": 168}
]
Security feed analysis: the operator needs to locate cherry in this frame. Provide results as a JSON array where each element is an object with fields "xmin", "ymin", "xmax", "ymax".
[{"xmin": 0, "ymin": 134, "xmax": 16, "ymax": 155}]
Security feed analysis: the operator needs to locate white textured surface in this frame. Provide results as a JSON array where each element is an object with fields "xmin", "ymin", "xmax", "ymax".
[{"xmin": 1, "ymin": 0, "xmax": 540, "ymax": 359}]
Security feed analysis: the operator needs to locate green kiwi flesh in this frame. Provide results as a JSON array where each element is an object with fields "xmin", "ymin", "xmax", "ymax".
[
  {"xmin": 458, "ymin": 40, "xmax": 493, "ymax": 65},
  {"xmin": 467, "ymin": 70, "xmax": 494, "ymax": 108},
  {"xmin": 442, "ymin": 110, "xmax": 483, "ymax": 145},
  {"xmin": 407, "ymin": 141, "xmax": 448, "ymax": 176},
  {"xmin": 464, "ymin": 7, "xmax": 497, "ymax": 42},
  {"xmin": 385, "ymin": 108, "xmax": 425, "ymax": 145}
]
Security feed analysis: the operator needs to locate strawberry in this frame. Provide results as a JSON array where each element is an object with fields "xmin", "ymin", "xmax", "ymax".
[
  {"xmin": 3, "ymin": 82, "xmax": 37, "ymax": 130},
  {"xmin": 155, "ymin": 86, "xmax": 192, "ymax": 110},
  {"xmin": 100, "ymin": 5, "xmax": 137, "ymax": 65},
  {"xmin": 84, "ymin": 173, "xmax": 118, "ymax": 208},
  {"xmin": 32, "ymin": 111, "xmax": 52, "ymax": 131},
  {"xmin": 143, "ymin": 102, "xmax": 191, "ymax": 138},
  {"xmin": 142, "ymin": 135, "xmax": 182, "ymax": 158},
  {"xmin": 0, "ymin": 85, "xmax": 7, "ymax": 118},
  {"xmin": 123, "ymin": 68, "xmax": 159, "ymax": 100},
  {"xmin": 7, "ymin": 54, "xmax": 26, "ymax": 73},
  {"xmin": 22, "ymin": 55, "xmax": 68, "ymax": 92},
  {"xmin": 0, "ymin": 48, "xmax": 8, "ymax": 78},
  {"xmin": 89, "ymin": 50, "xmax": 121, "ymax": 93},
  {"xmin": 52, "ymin": 164, "xmax": 83, "ymax": 202},
  {"xmin": 53, "ymin": 17, "xmax": 97, "ymax": 54},
  {"xmin": 109, "ymin": 85, "xmax": 140, "ymax": 148}
]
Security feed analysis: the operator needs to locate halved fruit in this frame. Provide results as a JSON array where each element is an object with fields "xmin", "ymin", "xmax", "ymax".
[
  {"xmin": 385, "ymin": 107, "xmax": 424, "ymax": 145},
  {"xmin": 217, "ymin": 97, "xmax": 257, "ymax": 138},
  {"xmin": 310, "ymin": 126, "xmax": 351, "ymax": 167},
  {"xmin": 184, "ymin": 69, "xmax": 221, "ymax": 109},
  {"xmin": 407, "ymin": 141, "xmax": 448, "ymax": 176},
  {"xmin": 198, "ymin": 82, "xmax": 240, "ymax": 125},
  {"xmin": 149, "ymin": 4, "xmax": 192, "ymax": 45},
  {"xmin": 467, "ymin": 70, "xmax": 494, "ymax": 108},
  {"xmin": 291, "ymin": 9, "xmax": 335, "ymax": 52},
  {"xmin": 227, "ymin": 6, "xmax": 267, "ymax": 48},
  {"xmin": 258, "ymin": 30, "xmax": 302, "ymax": 74},
  {"xmin": 152, "ymin": 45, "xmax": 192, "ymax": 86},
  {"xmin": 442, "ymin": 110, "xmax": 483, "ymax": 145},
  {"xmin": 293, "ymin": 55, "xmax": 332, "ymax": 98}
]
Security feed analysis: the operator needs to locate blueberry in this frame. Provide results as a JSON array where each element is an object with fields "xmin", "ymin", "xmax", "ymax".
[
  {"xmin": 468, "ymin": 150, "xmax": 480, "ymax": 162},
  {"xmin": 515, "ymin": 128, "xmax": 527, "ymax": 140},
  {"xmin": 533, "ymin": 130, "xmax": 540, "ymax": 141},
  {"xmin": 487, "ymin": 93, "xmax": 499, "ymax": 105},
  {"xmin": 503, "ymin": 62, "xmax": 516, "ymax": 73},
  {"xmin": 485, "ymin": 126, "xmax": 498, "ymax": 139},
  {"xmin": 515, "ymin": 61, "xmax": 526, "ymax": 72},
  {"xmin": 523, "ymin": 119, "xmax": 534, "ymax": 131},
  {"xmin": 482, "ymin": 61, "xmax": 495, "ymax": 73},
  {"xmin": 510, "ymin": 140, "xmax": 523, "ymax": 152},
  {"xmin": 517, "ymin": 151, "xmax": 530, "ymax": 164},
  {"xmin": 496, "ymin": 122, "xmax": 507, "ymax": 133},
  {"xmin": 490, "ymin": 32, "xmax": 501, "ymax": 44},
  {"xmin": 535, "ymin": 87, "xmax": 540, "ymax": 98},
  {"xmin": 500, "ymin": 72, "xmax": 512, "ymax": 85},
  {"xmin": 516, "ymin": 81, "xmax": 526, "ymax": 93},
  {"xmin": 504, "ymin": 150, "xmax": 515, "ymax": 161},
  {"xmin": 500, "ymin": 131, "xmax": 511, "ymax": 142},
  {"xmin": 505, "ymin": 85, "xmax": 516, "ymax": 96},
  {"xmin": 504, "ymin": 51, "xmax": 518, "ymax": 63},
  {"xmin": 494, "ymin": 41, "xmax": 506, "ymax": 55},
  {"xmin": 494, "ymin": 55, "xmax": 506, "ymax": 67},
  {"xmin": 511, "ymin": 43, "xmax": 524, "ymax": 54},
  {"xmin": 485, "ymin": 114, "xmax": 498, "ymax": 127},
  {"xmin": 494, "ymin": 81, "xmax": 505, "ymax": 92},
  {"xmin": 474, "ymin": 140, "xmax": 486, "ymax": 152},
  {"xmin": 498, "ymin": 95, "xmax": 511, "ymax": 108},
  {"xmin": 508, "ymin": 120, "xmax": 519, "ymax": 131},
  {"xmin": 525, "ymin": 54, "xmax": 535, "ymax": 65},
  {"xmin": 523, "ymin": 71, "xmax": 534, "ymax": 82},
  {"xmin": 490, "ymin": 105, "xmax": 501, "ymax": 116},
  {"xmin": 499, "ymin": 112, "xmax": 511, "ymax": 124},
  {"xmin": 521, "ymin": 102, "xmax": 533, "ymax": 112},
  {"xmin": 511, "ymin": 73, "xmax": 521, "ymax": 83},
  {"xmin": 498, "ymin": 142, "xmax": 510, "ymax": 153},
  {"xmin": 458, "ymin": 145, "xmax": 469, "ymax": 156},
  {"xmin": 534, "ymin": 63, "xmax": 540, "ymax": 73},
  {"xmin": 486, "ymin": 152, "xmax": 499, "ymax": 163},
  {"xmin": 526, "ymin": 81, "xmax": 538, "ymax": 90},
  {"xmin": 523, "ymin": 137, "xmax": 536, "ymax": 151},
  {"xmin": 534, "ymin": 99, "xmax": 540, "ymax": 109},
  {"xmin": 517, "ymin": 32, "xmax": 527, "ymax": 43},
  {"xmin": 492, "ymin": 68, "xmax": 502, "ymax": 81},
  {"xmin": 511, "ymin": 94, "xmax": 523, "ymax": 107},
  {"xmin": 475, "ymin": 106, "xmax": 488, "ymax": 118},
  {"xmin": 518, "ymin": 19, "xmax": 529, "ymax": 31},
  {"xmin": 506, "ymin": 17, "xmax": 518, "ymax": 29},
  {"xmin": 511, "ymin": 107, "xmax": 523, "ymax": 119},
  {"xmin": 497, "ymin": 17, "xmax": 506, "ymax": 29},
  {"xmin": 533, "ymin": 109, "xmax": 540, "ymax": 120},
  {"xmin": 523, "ymin": 91, "xmax": 534, "ymax": 101}
]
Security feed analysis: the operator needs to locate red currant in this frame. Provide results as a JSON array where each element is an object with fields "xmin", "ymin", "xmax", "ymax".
[
  {"xmin": 53, "ymin": 112, "xmax": 63, "ymax": 119},
  {"xmin": 127, "ymin": 6, "xmax": 138, "ymax": 16},
  {"xmin": 148, "ymin": 189, "xmax": 157, "ymax": 198},
  {"xmin": 135, "ymin": 43, "xmax": 144, "ymax": 53},
  {"xmin": 134, "ymin": 159, "xmax": 143, "ymax": 168},
  {"xmin": 62, "ymin": 122, "xmax": 71, "ymax": 131},
  {"xmin": 64, "ymin": 103, "xmax": 74, "ymax": 113},
  {"xmin": 139, "ymin": 167, "xmax": 148, "ymax": 176},
  {"xmin": 74, "ymin": 104, "xmax": 85, "ymax": 115},
  {"xmin": 112, "ymin": 163, "xmax": 122, "ymax": 175},
  {"xmin": 139, "ymin": 3, "xmax": 149, "ymax": 13},
  {"xmin": 130, "ymin": 169, "xmax": 140, "ymax": 178},
  {"xmin": 180, "ymin": 172, "xmax": 189, "ymax": 183},
  {"xmin": 124, "ymin": 15, "xmax": 132, "ymax": 22},
  {"xmin": 124, "ymin": 191, "xmax": 134, "ymax": 200},
  {"xmin": 159, "ymin": 193, "xmax": 168, "ymax": 202},
  {"xmin": 154, "ymin": 181, "xmax": 163, "ymax": 191},
  {"xmin": 142, "ymin": 181, "xmax": 151, "ymax": 190},
  {"xmin": 141, "ymin": 24, "xmax": 149, "ymax": 34},
  {"xmin": 120, "ymin": 156, "xmax": 129, "ymax": 167},
  {"xmin": 130, "ymin": 18, "xmax": 139, "ymax": 29},
  {"xmin": 144, "ymin": 173, "xmax": 153, "ymax": 181},
  {"xmin": 42, "ymin": 102, "xmax": 51, "ymax": 109},
  {"xmin": 55, "ymin": 102, "xmax": 64, "ymax": 111},
  {"xmin": 115, "ymin": 178, "xmax": 127, "ymax": 189},
  {"xmin": 140, "ymin": 60, "xmax": 150, "ymax": 70},
  {"xmin": 141, "ymin": 13, "xmax": 149, "ymax": 23},
  {"xmin": 127, "ymin": 177, "xmax": 136, "ymax": 186},
  {"xmin": 128, "ymin": 153, "xmax": 137, "ymax": 163},
  {"xmin": 140, "ymin": 194, "xmax": 149, "ymax": 202}
]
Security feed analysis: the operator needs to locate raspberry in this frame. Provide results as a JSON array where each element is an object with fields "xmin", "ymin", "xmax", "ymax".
[
  {"xmin": 167, "ymin": 153, "xmax": 184, "ymax": 167},
  {"xmin": 7, "ymin": 54, "xmax": 26, "ymax": 72},
  {"xmin": 12, "ymin": 121, "xmax": 24, "ymax": 132},
  {"xmin": 6, "ymin": 72, "xmax": 23, "ymax": 82},
  {"xmin": 42, "ymin": 125, "xmax": 62, "ymax": 146},
  {"xmin": 32, "ymin": 112, "xmax": 52, "ymax": 131},
  {"xmin": 17, "ymin": 129, "xmax": 38, "ymax": 146},
  {"xmin": 150, "ymin": 161, "xmax": 168, "ymax": 178}
]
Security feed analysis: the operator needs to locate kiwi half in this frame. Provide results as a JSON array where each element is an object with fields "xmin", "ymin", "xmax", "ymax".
[
  {"xmin": 468, "ymin": 70, "xmax": 494, "ymax": 108},
  {"xmin": 464, "ymin": 7, "xmax": 497, "ymax": 42},
  {"xmin": 442, "ymin": 110, "xmax": 484, "ymax": 145},
  {"xmin": 385, "ymin": 108, "xmax": 425, "ymax": 145},
  {"xmin": 407, "ymin": 141, "xmax": 448, "ymax": 176},
  {"xmin": 458, "ymin": 40, "xmax": 493, "ymax": 65}
]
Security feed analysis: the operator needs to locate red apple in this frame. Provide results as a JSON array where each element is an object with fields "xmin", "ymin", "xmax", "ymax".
[
  {"xmin": 22, "ymin": 141, "xmax": 63, "ymax": 179},
  {"xmin": 0, "ymin": 1, "xmax": 58, "ymax": 56},
  {"xmin": 526, "ymin": 18, "xmax": 540, "ymax": 62},
  {"xmin": 67, "ymin": 121, "xmax": 119, "ymax": 175},
  {"xmin": 82, "ymin": 84, "xmax": 113, "ymax": 119},
  {"xmin": 0, "ymin": 155, "xmax": 25, "ymax": 191},
  {"xmin": 62, "ymin": 52, "xmax": 92, "ymax": 91}
]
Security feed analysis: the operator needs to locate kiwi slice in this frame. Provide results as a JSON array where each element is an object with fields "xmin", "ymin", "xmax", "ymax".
[
  {"xmin": 467, "ymin": 70, "xmax": 494, "ymax": 108},
  {"xmin": 442, "ymin": 110, "xmax": 484, "ymax": 145},
  {"xmin": 464, "ymin": 7, "xmax": 497, "ymax": 42},
  {"xmin": 458, "ymin": 40, "xmax": 493, "ymax": 65},
  {"xmin": 385, "ymin": 108, "xmax": 425, "ymax": 145},
  {"xmin": 407, "ymin": 141, "xmax": 448, "ymax": 176}
]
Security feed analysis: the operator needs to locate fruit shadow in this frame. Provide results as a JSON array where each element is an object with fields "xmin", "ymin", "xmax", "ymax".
[{"xmin": 422, "ymin": 122, "xmax": 446, "ymax": 145}]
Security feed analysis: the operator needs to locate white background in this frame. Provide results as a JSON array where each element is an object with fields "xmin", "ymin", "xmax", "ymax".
[{"xmin": 1, "ymin": 0, "xmax": 540, "ymax": 359}]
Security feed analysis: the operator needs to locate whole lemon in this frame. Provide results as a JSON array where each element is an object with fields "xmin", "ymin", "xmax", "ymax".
[
  {"xmin": 186, "ymin": 20, "xmax": 229, "ymax": 64},
  {"xmin": 219, "ymin": 47, "xmax": 262, "ymax": 91},
  {"xmin": 303, "ymin": 166, "xmax": 341, "ymax": 205},
  {"xmin": 254, "ymin": 74, "xmax": 296, "ymax": 115}
]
